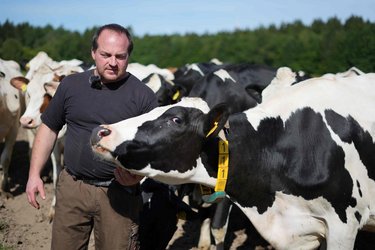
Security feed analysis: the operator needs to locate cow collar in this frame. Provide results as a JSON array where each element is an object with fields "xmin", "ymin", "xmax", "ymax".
[{"xmin": 202, "ymin": 127, "xmax": 229, "ymax": 203}]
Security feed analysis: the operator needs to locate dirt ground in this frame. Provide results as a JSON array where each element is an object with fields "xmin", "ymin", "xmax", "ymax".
[
  {"xmin": 0, "ymin": 127, "xmax": 73, "ymax": 250},
  {"xmin": 0, "ymin": 128, "xmax": 53, "ymax": 250}
]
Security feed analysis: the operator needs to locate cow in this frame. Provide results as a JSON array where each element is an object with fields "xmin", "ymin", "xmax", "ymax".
[
  {"xmin": 0, "ymin": 59, "xmax": 24, "ymax": 197},
  {"xmin": 321, "ymin": 67, "xmax": 365, "ymax": 80},
  {"xmin": 24, "ymin": 51, "xmax": 58, "ymax": 80},
  {"xmin": 142, "ymin": 73, "xmax": 178, "ymax": 106},
  {"xmin": 169, "ymin": 65, "xmax": 298, "ymax": 248},
  {"xmin": 23, "ymin": 51, "xmax": 83, "ymax": 78},
  {"xmin": 189, "ymin": 64, "xmax": 278, "ymax": 112},
  {"xmin": 16, "ymin": 63, "xmax": 83, "ymax": 130},
  {"xmin": 140, "ymin": 60, "xmax": 227, "ymax": 107},
  {"xmin": 145, "ymin": 65, "xmax": 304, "ymax": 248},
  {"xmin": 90, "ymin": 69, "xmax": 375, "ymax": 249},
  {"xmin": 11, "ymin": 61, "xmax": 83, "ymax": 221},
  {"xmin": 127, "ymin": 62, "xmax": 175, "ymax": 81},
  {"xmin": 171, "ymin": 59, "xmax": 227, "ymax": 103},
  {"xmin": 182, "ymin": 65, "xmax": 278, "ymax": 248},
  {"xmin": 173, "ymin": 58, "xmax": 224, "ymax": 80}
]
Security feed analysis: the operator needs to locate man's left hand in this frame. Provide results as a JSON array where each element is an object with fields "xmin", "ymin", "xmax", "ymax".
[{"xmin": 114, "ymin": 166, "xmax": 144, "ymax": 186}]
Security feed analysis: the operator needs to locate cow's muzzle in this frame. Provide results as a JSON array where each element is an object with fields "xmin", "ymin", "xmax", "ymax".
[{"xmin": 90, "ymin": 126, "xmax": 111, "ymax": 146}]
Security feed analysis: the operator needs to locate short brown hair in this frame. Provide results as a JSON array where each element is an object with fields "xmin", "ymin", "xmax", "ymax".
[{"xmin": 91, "ymin": 23, "xmax": 134, "ymax": 55}]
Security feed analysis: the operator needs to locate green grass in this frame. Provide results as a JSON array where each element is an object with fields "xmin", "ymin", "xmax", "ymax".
[{"xmin": 0, "ymin": 244, "xmax": 13, "ymax": 250}]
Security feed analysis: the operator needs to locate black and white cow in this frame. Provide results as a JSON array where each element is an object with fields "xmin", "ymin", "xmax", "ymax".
[
  {"xmin": 189, "ymin": 64, "xmax": 278, "ymax": 114},
  {"xmin": 91, "ymin": 70, "xmax": 375, "ymax": 249},
  {"xmin": 172, "ymin": 60, "xmax": 227, "ymax": 102},
  {"xmin": 141, "ymin": 73, "xmax": 177, "ymax": 106},
  {"xmin": 185, "ymin": 65, "xmax": 278, "ymax": 248}
]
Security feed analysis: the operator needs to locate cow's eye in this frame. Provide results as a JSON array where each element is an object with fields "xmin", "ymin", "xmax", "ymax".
[{"xmin": 172, "ymin": 117, "xmax": 182, "ymax": 124}]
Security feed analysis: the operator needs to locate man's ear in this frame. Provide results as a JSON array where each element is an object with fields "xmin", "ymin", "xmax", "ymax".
[
  {"xmin": 91, "ymin": 50, "xmax": 96, "ymax": 61},
  {"xmin": 204, "ymin": 103, "xmax": 230, "ymax": 138}
]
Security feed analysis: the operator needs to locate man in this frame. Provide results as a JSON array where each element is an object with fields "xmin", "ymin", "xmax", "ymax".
[{"xmin": 26, "ymin": 23, "xmax": 158, "ymax": 249}]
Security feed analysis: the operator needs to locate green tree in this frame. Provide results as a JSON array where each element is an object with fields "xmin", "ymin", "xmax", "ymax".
[{"xmin": 0, "ymin": 38, "xmax": 23, "ymax": 62}]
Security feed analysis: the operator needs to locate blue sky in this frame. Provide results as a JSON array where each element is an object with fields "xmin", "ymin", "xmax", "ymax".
[{"xmin": 2, "ymin": 0, "xmax": 374, "ymax": 36}]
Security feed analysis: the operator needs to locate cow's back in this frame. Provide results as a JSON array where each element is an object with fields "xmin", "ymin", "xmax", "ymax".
[{"xmin": 250, "ymin": 73, "xmax": 375, "ymax": 133}]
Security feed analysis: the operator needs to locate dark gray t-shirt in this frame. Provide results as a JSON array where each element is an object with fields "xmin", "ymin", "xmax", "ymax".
[{"xmin": 42, "ymin": 69, "xmax": 158, "ymax": 180}]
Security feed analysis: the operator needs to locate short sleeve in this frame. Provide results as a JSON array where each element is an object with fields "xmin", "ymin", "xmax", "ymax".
[{"xmin": 41, "ymin": 80, "xmax": 67, "ymax": 132}]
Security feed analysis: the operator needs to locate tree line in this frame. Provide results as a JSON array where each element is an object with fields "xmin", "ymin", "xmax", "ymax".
[{"xmin": 0, "ymin": 16, "xmax": 374, "ymax": 76}]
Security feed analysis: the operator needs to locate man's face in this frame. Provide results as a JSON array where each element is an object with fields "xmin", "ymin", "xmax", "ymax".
[{"xmin": 91, "ymin": 29, "xmax": 130, "ymax": 83}]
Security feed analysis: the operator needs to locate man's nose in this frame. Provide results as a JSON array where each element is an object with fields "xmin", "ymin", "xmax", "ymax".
[{"xmin": 109, "ymin": 56, "xmax": 117, "ymax": 66}]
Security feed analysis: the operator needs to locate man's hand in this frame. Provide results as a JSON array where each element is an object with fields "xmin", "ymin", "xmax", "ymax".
[
  {"xmin": 26, "ymin": 175, "xmax": 46, "ymax": 209},
  {"xmin": 114, "ymin": 166, "xmax": 144, "ymax": 186}
]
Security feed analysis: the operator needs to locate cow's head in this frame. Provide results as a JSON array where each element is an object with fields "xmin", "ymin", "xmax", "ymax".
[
  {"xmin": 14, "ymin": 64, "xmax": 56, "ymax": 128},
  {"xmin": 12, "ymin": 63, "xmax": 80, "ymax": 129},
  {"xmin": 91, "ymin": 97, "xmax": 229, "ymax": 185},
  {"xmin": 143, "ymin": 73, "xmax": 177, "ymax": 106}
]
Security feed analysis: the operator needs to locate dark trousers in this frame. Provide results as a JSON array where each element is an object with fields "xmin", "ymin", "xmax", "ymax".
[{"xmin": 51, "ymin": 168, "xmax": 142, "ymax": 250}]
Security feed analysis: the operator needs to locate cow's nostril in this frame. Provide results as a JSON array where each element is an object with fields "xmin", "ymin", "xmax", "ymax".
[
  {"xmin": 98, "ymin": 128, "xmax": 111, "ymax": 137},
  {"xmin": 91, "ymin": 126, "xmax": 111, "ymax": 146}
]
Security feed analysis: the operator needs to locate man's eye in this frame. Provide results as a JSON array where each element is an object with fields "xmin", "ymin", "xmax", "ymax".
[
  {"xmin": 117, "ymin": 54, "xmax": 128, "ymax": 60},
  {"xmin": 172, "ymin": 117, "xmax": 182, "ymax": 124}
]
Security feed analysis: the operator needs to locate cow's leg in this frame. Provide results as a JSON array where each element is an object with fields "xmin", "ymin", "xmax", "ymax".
[
  {"xmin": 210, "ymin": 197, "xmax": 232, "ymax": 250},
  {"xmin": 48, "ymin": 152, "xmax": 57, "ymax": 222},
  {"xmin": 48, "ymin": 139, "xmax": 63, "ymax": 222},
  {"xmin": 198, "ymin": 217, "xmax": 212, "ymax": 249},
  {"xmin": 26, "ymin": 129, "xmax": 35, "ymax": 154},
  {"xmin": 0, "ymin": 124, "xmax": 18, "ymax": 196}
]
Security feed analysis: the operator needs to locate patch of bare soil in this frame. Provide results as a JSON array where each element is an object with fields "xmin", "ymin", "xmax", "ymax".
[
  {"xmin": 0, "ymin": 127, "xmax": 96, "ymax": 250},
  {"xmin": 0, "ymin": 183, "xmax": 53, "ymax": 249},
  {"xmin": 0, "ymin": 127, "xmax": 55, "ymax": 249}
]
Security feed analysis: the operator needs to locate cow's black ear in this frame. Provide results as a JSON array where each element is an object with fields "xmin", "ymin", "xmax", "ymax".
[
  {"xmin": 204, "ymin": 103, "xmax": 230, "ymax": 138},
  {"xmin": 170, "ymin": 85, "xmax": 186, "ymax": 103}
]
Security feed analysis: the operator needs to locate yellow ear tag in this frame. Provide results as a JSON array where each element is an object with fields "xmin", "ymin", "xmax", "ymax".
[
  {"xmin": 206, "ymin": 121, "xmax": 218, "ymax": 137},
  {"xmin": 172, "ymin": 90, "xmax": 180, "ymax": 101},
  {"xmin": 21, "ymin": 84, "xmax": 27, "ymax": 92}
]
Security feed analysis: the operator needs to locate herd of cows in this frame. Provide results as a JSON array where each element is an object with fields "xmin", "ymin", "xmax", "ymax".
[{"xmin": 1, "ymin": 51, "xmax": 374, "ymax": 249}]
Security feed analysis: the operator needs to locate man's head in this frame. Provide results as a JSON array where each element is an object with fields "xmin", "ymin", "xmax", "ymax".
[{"xmin": 91, "ymin": 24, "xmax": 133, "ymax": 83}]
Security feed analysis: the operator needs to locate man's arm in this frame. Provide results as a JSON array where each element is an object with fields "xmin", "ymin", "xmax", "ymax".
[
  {"xmin": 26, "ymin": 123, "xmax": 58, "ymax": 209},
  {"xmin": 114, "ymin": 166, "xmax": 144, "ymax": 186}
]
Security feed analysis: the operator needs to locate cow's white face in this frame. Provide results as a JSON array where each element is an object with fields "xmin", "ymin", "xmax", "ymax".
[
  {"xmin": 21, "ymin": 65, "xmax": 55, "ymax": 128},
  {"xmin": 0, "ymin": 60, "xmax": 22, "ymax": 115},
  {"xmin": 91, "ymin": 97, "xmax": 222, "ymax": 184},
  {"xmin": 20, "ymin": 63, "xmax": 83, "ymax": 129}
]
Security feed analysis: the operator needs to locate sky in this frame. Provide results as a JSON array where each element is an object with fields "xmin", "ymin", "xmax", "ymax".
[{"xmin": 2, "ymin": 0, "xmax": 375, "ymax": 36}]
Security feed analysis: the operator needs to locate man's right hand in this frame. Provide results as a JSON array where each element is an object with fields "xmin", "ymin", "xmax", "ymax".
[
  {"xmin": 26, "ymin": 176, "xmax": 46, "ymax": 209},
  {"xmin": 26, "ymin": 123, "xmax": 57, "ymax": 209}
]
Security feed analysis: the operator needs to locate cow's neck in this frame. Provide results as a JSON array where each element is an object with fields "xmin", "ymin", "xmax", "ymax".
[{"xmin": 196, "ymin": 113, "xmax": 273, "ymax": 208}]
